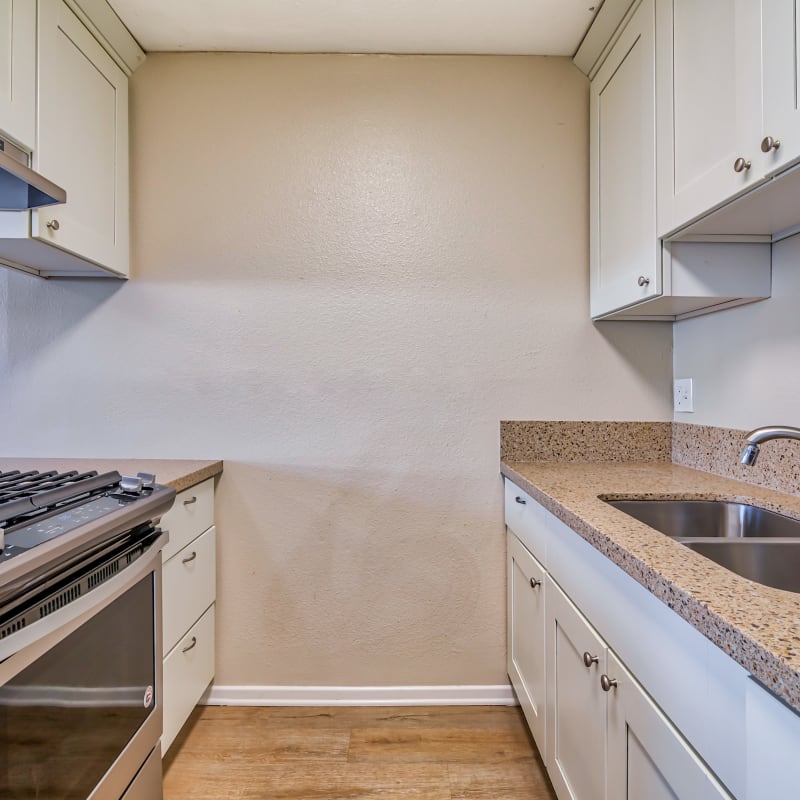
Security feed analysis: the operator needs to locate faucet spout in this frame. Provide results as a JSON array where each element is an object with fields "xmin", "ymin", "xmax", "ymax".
[{"xmin": 740, "ymin": 426, "xmax": 800, "ymax": 466}]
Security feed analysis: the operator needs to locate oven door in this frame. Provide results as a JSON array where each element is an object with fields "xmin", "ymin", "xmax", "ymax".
[{"xmin": 0, "ymin": 531, "xmax": 166, "ymax": 800}]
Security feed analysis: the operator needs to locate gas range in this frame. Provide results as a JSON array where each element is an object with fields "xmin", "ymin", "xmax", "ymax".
[{"xmin": 0, "ymin": 466, "xmax": 175, "ymax": 800}]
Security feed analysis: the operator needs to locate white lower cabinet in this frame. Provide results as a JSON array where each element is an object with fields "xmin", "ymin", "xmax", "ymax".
[
  {"xmin": 541, "ymin": 571, "xmax": 732, "ymax": 800},
  {"xmin": 607, "ymin": 650, "xmax": 731, "ymax": 800},
  {"xmin": 546, "ymin": 578, "xmax": 607, "ymax": 800},
  {"xmin": 159, "ymin": 479, "xmax": 216, "ymax": 754},
  {"xmin": 505, "ymin": 481, "xmax": 738, "ymax": 799},
  {"xmin": 507, "ymin": 531, "xmax": 547, "ymax": 759}
]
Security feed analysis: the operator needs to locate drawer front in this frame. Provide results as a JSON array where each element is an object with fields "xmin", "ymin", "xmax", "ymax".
[
  {"xmin": 504, "ymin": 479, "xmax": 534, "ymax": 535},
  {"xmin": 160, "ymin": 478, "xmax": 214, "ymax": 563},
  {"xmin": 162, "ymin": 605, "xmax": 215, "ymax": 754},
  {"xmin": 503, "ymin": 479, "xmax": 546, "ymax": 562},
  {"xmin": 162, "ymin": 526, "xmax": 216, "ymax": 656}
]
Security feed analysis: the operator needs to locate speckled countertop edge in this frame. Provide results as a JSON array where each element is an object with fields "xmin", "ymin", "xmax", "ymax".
[
  {"xmin": 0, "ymin": 459, "xmax": 223, "ymax": 493},
  {"xmin": 501, "ymin": 459, "xmax": 800, "ymax": 713}
]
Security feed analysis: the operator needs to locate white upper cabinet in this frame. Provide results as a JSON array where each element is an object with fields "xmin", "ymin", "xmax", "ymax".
[
  {"xmin": 33, "ymin": 0, "xmax": 129, "ymax": 275},
  {"xmin": 653, "ymin": 0, "xmax": 800, "ymax": 240},
  {"xmin": 656, "ymin": 0, "xmax": 764, "ymax": 237},
  {"xmin": 0, "ymin": 0, "xmax": 142, "ymax": 279},
  {"xmin": 590, "ymin": 0, "xmax": 659, "ymax": 318},
  {"xmin": 588, "ymin": 0, "xmax": 771, "ymax": 321},
  {"xmin": 0, "ymin": 0, "xmax": 36, "ymax": 150},
  {"xmin": 761, "ymin": 1, "xmax": 800, "ymax": 177}
]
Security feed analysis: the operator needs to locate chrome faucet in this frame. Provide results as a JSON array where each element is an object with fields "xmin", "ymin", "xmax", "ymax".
[{"xmin": 740, "ymin": 426, "xmax": 800, "ymax": 466}]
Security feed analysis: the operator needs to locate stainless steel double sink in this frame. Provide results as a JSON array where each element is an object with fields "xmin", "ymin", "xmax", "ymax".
[{"xmin": 604, "ymin": 499, "xmax": 800, "ymax": 592}]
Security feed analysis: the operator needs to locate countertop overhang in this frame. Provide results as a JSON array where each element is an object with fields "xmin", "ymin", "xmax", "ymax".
[{"xmin": 502, "ymin": 459, "xmax": 800, "ymax": 714}]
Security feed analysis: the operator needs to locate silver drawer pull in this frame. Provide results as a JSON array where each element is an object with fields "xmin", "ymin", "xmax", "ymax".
[
  {"xmin": 583, "ymin": 652, "xmax": 599, "ymax": 668},
  {"xmin": 515, "ymin": 496, "xmax": 527, "ymax": 505},
  {"xmin": 183, "ymin": 495, "xmax": 197, "ymax": 506},
  {"xmin": 182, "ymin": 636, "xmax": 197, "ymax": 653},
  {"xmin": 529, "ymin": 577, "xmax": 542, "ymax": 590},
  {"xmin": 181, "ymin": 551, "xmax": 197, "ymax": 564}
]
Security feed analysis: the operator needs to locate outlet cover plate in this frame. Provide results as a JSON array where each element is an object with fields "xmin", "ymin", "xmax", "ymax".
[{"xmin": 674, "ymin": 378, "xmax": 694, "ymax": 413}]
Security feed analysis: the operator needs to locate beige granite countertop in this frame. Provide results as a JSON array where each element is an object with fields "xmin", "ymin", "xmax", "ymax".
[
  {"xmin": 501, "ymin": 459, "xmax": 800, "ymax": 713},
  {"xmin": 0, "ymin": 459, "xmax": 222, "ymax": 493}
]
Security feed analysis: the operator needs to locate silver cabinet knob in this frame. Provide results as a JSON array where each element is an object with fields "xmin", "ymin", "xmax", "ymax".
[
  {"xmin": 637, "ymin": 275, "xmax": 650, "ymax": 287},
  {"xmin": 600, "ymin": 674, "xmax": 618, "ymax": 692},
  {"xmin": 514, "ymin": 496, "xmax": 527, "ymax": 505},
  {"xmin": 182, "ymin": 636, "xmax": 197, "ymax": 653},
  {"xmin": 530, "ymin": 577, "xmax": 542, "ymax": 590},
  {"xmin": 733, "ymin": 157, "xmax": 752, "ymax": 173},
  {"xmin": 761, "ymin": 136, "xmax": 781, "ymax": 153},
  {"xmin": 46, "ymin": 219, "xmax": 60, "ymax": 231},
  {"xmin": 583, "ymin": 652, "xmax": 599, "ymax": 668}
]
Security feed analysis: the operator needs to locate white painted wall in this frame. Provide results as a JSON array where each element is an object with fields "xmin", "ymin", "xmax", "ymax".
[
  {"xmin": 0, "ymin": 54, "xmax": 672, "ymax": 685},
  {"xmin": 673, "ymin": 234, "xmax": 800, "ymax": 431}
]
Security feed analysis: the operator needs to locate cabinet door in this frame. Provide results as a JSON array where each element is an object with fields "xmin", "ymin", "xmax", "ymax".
[
  {"xmin": 656, "ymin": 0, "xmax": 763, "ymax": 236},
  {"xmin": 606, "ymin": 651, "xmax": 733, "ymax": 799},
  {"xmin": 33, "ymin": 0, "xmax": 129, "ymax": 275},
  {"xmin": 0, "ymin": 0, "xmax": 35, "ymax": 149},
  {"xmin": 589, "ymin": 0, "xmax": 660, "ymax": 319},
  {"xmin": 507, "ymin": 531, "xmax": 547, "ymax": 760},
  {"xmin": 761, "ymin": 1, "xmax": 800, "ymax": 176},
  {"xmin": 546, "ymin": 578, "xmax": 607, "ymax": 800}
]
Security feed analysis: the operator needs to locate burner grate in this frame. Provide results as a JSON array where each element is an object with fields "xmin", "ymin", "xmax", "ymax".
[{"xmin": 0, "ymin": 469, "xmax": 123, "ymax": 528}]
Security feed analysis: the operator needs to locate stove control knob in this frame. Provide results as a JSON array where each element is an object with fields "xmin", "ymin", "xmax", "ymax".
[
  {"xmin": 120, "ymin": 475, "xmax": 144, "ymax": 494},
  {"xmin": 137, "ymin": 472, "xmax": 157, "ymax": 489}
]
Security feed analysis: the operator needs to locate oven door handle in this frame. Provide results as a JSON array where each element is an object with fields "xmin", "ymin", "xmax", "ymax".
[{"xmin": 0, "ymin": 532, "xmax": 167, "ymax": 678}]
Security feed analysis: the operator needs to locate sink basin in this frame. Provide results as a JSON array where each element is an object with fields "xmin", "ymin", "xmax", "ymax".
[
  {"xmin": 605, "ymin": 498, "xmax": 800, "ymax": 591},
  {"xmin": 683, "ymin": 541, "xmax": 800, "ymax": 593},
  {"xmin": 605, "ymin": 499, "xmax": 800, "ymax": 540}
]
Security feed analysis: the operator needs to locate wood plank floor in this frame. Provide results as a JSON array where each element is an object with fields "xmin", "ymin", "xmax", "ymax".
[{"xmin": 163, "ymin": 705, "xmax": 557, "ymax": 799}]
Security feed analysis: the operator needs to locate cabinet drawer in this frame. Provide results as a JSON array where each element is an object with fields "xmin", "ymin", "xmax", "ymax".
[
  {"xmin": 160, "ymin": 478, "xmax": 214, "ymax": 563},
  {"xmin": 162, "ymin": 526, "xmax": 216, "ymax": 656},
  {"xmin": 504, "ymin": 480, "xmax": 547, "ymax": 561},
  {"xmin": 162, "ymin": 605, "xmax": 215, "ymax": 754},
  {"xmin": 504, "ymin": 480, "xmax": 532, "ymax": 537}
]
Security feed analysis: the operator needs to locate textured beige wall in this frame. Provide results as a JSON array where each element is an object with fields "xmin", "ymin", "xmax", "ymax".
[
  {"xmin": 0, "ymin": 54, "xmax": 672, "ymax": 685},
  {"xmin": 673, "ymin": 234, "xmax": 800, "ymax": 431}
]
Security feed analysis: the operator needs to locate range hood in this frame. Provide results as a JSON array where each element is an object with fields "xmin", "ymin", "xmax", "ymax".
[{"xmin": 0, "ymin": 137, "xmax": 66, "ymax": 210}]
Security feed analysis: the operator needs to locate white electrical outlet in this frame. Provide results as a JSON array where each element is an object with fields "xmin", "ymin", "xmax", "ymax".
[{"xmin": 674, "ymin": 378, "xmax": 694, "ymax": 413}]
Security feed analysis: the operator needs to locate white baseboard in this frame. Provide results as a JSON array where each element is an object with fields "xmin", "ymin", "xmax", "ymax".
[{"xmin": 201, "ymin": 684, "xmax": 518, "ymax": 707}]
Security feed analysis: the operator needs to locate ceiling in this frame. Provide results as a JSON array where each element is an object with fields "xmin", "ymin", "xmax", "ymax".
[{"xmin": 108, "ymin": 0, "xmax": 601, "ymax": 56}]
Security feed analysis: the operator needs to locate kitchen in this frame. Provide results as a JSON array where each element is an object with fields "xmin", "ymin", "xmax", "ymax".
[{"xmin": 0, "ymin": 0, "xmax": 798, "ymax": 798}]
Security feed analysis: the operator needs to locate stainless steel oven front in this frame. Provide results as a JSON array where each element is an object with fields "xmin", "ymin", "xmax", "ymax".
[{"xmin": 0, "ymin": 526, "xmax": 166, "ymax": 799}]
